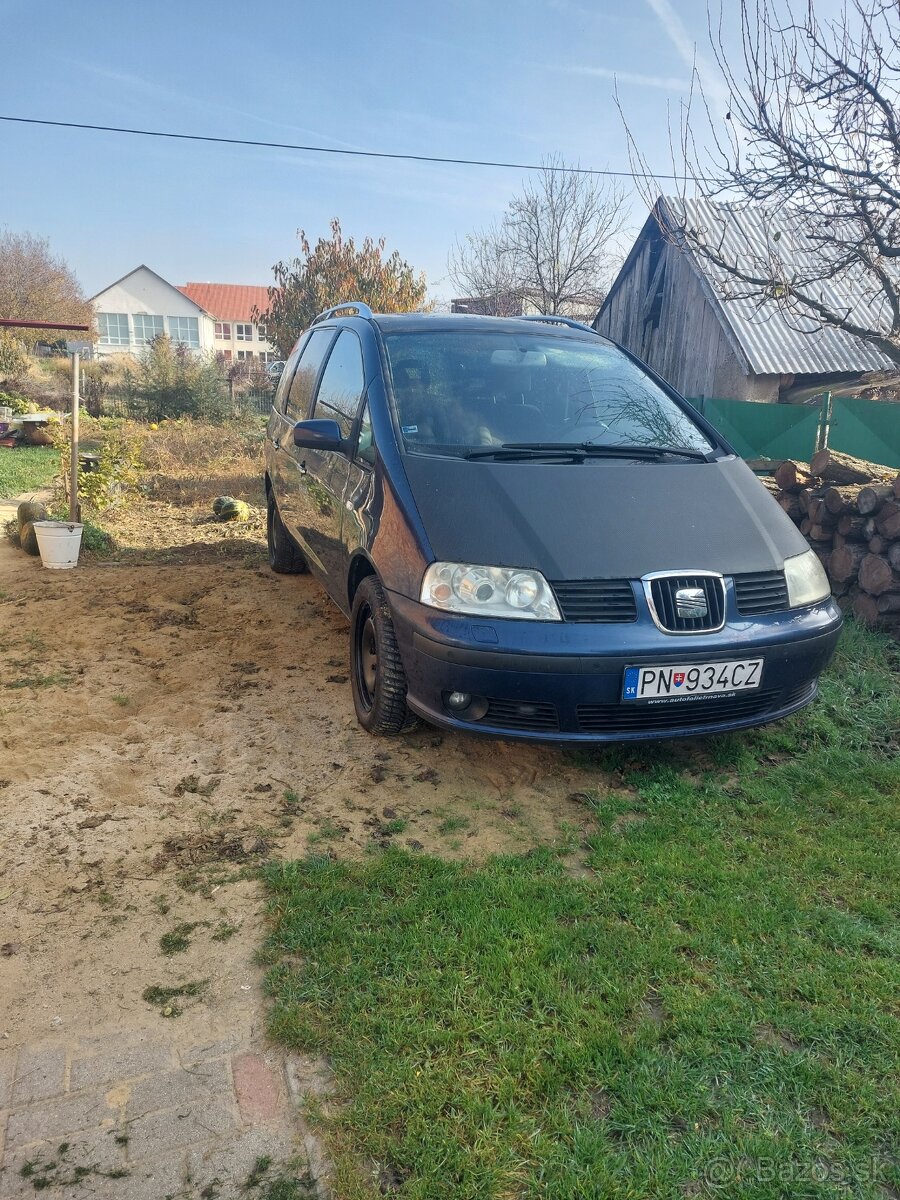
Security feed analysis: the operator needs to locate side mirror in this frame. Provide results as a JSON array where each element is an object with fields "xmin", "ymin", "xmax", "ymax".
[{"xmin": 293, "ymin": 418, "xmax": 344, "ymax": 452}]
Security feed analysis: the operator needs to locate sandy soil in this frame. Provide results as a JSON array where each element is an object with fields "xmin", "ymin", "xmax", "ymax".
[{"xmin": 0, "ymin": 498, "xmax": 631, "ymax": 1051}]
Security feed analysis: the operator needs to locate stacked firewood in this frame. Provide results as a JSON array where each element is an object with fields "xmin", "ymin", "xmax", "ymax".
[{"xmin": 761, "ymin": 448, "xmax": 900, "ymax": 637}]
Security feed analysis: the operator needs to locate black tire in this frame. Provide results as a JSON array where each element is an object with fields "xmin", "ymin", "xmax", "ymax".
[
  {"xmin": 350, "ymin": 576, "xmax": 418, "ymax": 736},
  {"xmin": 267, "ymin": 494, "xmax": 308, "ymax": 574}
]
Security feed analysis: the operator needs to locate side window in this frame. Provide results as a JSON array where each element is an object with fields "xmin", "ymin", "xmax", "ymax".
[
  {"xmin": 312, "ymin": 330, "xmax": 365, "ymax": 439},
  {"xmin": 285, "ymin": 329, "xmax": 335, "ymax": 420},
  {"xmin": 357, "ymin": 401, "xmax": 376, "ymax": 465},
  {"xmin": 274, "ymin": 340, "xmax": 305, "ymax": 413}
]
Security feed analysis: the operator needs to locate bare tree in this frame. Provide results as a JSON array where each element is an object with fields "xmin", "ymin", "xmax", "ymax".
[
  {"xmin": 626, "ymin": 0, "xmax": 900, "ymax": 366},
  {"xmin": 504, "ymin": 157, "xmax": 628, "ymax": 315},
  {"xmin": 449, "ymin": 156, "xmax": 628, "ymax": 317},
  {"xmin": 447, "ymin": 226, "xmax": 523, "ymax": 316}
]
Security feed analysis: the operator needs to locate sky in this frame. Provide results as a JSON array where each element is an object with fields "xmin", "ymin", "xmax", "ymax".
[{"xmin": 0, "ymin": 0, "xmax": 782, "ymax": 303}]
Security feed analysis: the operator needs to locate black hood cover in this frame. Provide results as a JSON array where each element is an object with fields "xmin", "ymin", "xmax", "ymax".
[{"xmin": 401, "ymin": 454, "xmax": 809, "ymax": 579}]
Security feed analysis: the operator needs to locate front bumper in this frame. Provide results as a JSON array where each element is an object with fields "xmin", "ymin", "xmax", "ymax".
[{"xmin": 387, "ymin": 588, "xmax": 842, "ymax": 742}]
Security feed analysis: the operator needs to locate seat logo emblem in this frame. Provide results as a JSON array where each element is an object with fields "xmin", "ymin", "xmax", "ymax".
[{"xmin": 675, "ymin": 587, "xmax": 708, "ymax": 618}]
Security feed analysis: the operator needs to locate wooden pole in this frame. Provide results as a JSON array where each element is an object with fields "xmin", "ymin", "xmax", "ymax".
[{"xmin": 70, "ymin": 350, "xmax": 80, "ymax": 521}]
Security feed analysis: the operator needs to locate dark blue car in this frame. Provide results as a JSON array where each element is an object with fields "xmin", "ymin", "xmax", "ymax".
[{"xmin": 264, "ymin": 303, "xmax": 841, "ymax": 741}]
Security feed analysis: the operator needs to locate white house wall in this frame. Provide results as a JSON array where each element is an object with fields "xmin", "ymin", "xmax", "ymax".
[
  {"xmin": 212, "ymin": 323, "xmax": 277, "ymax": 362},
  {"xmin": 93, "ymin": 268, "xmax": 215, "ymax": 357}
]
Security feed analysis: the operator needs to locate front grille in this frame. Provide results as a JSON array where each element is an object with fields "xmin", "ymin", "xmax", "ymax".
[
  {"xmin": 733, "ymin": 570, "xmax": 789, "ymax": 615},
  {"xmin": 551, "ymin": 580, "xmax": 637, "ymax": 622},
  {"xmin": 481, "ymin": 698, "xmax": 560, "ymax": 732},
  {"xmin": 647, "ymin": 575, "xmax": 725, "ymax": 633},
  {"xmin": 577, "ymin": 682, "xmax": 813, "ymax": 734}
]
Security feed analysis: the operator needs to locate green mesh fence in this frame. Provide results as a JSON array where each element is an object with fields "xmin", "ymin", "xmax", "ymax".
[
  {"xmin": 690, "ymin": 397, "xmax": 823, "ymax": 461},
  {"xmin": 829, "ymin": 397, "xmax": 900, "ymax": 468},
  {"xmin": 690, "ymin": 395, "xmax": 899, "ymax": 467}
]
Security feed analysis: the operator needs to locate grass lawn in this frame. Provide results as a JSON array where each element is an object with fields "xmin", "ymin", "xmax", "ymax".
[
  {"xmin": 0, "ymin": 446, "xmax": 58, "ymax": 498},
  {"xmin": 263, "ymin": 622, "xmax": 899, "ymax": 1199}
]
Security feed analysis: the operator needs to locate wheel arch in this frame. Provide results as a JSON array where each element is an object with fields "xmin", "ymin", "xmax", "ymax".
[{"xmin": 347, "ymin": 552, "xmax": 378, "ymax": 611}]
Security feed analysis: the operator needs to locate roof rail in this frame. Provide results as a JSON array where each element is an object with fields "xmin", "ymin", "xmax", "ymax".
[
  {"xmin": 312, "ymin": 301, "xmax": 374, "ymax": 325},
  {"xmin": 520, "ymin": 314, "xmax": 598, "ymax": 334}
]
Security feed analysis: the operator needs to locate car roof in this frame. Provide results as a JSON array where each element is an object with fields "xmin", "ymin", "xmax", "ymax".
[
  {"xmin": 313, "ymin": 311, "xmax": 608, "ymax": 343},
  {"xmin": 368, "ymin": 313, "xmax": 604, "ymax": 340}
]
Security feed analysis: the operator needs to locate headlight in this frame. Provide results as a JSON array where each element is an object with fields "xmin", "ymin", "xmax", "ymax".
[
  {"xmin": 421, "ymin": 562, "xmax": 561, "ymax": 620},
  {"xmin": 784, "ymin": 549, "xmax": 831, "ymax": 608}
]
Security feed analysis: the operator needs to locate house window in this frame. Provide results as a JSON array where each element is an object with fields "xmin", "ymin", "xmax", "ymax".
[
  {"xmin": 97, "ymin": 313, "xmax": 130, "ymax": 345},
  {"xmin": 235, "ymin": 323, "xmax": 253, "ymax": 341},
  {"xmin": 168, "ymin": 316, "xmax": 200, "ymax": 348},
  {"xmin": 260, "ymin": 351, "xmax": 277, "ymax": 364},
  {"xmin": 256, "ymin": 324, "xmax": 267, "ymax": 340},
  {"xmin": 236, "ymin": 350, "xmax": 254, "ymax": 361},
  {"xmin": 215, "ymin": 322, "xmax": 231, "ymax": 339},
  {"xmin": 222, "ymin": 350, "xmax": 232, "ymax": 362},
  {"xmin": 132, "ymin": 314, "xmax": 164, "ymax": 345}
]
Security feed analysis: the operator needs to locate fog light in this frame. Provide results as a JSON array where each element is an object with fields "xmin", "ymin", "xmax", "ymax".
[{"xmin": 447, "ymin": 691, "xmax": 471, "ymax": 710}]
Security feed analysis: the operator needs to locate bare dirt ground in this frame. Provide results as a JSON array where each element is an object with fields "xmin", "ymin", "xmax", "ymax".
[{"xmin": 0, "ymin": 483, "xmax": 632, "ymax": 1144}]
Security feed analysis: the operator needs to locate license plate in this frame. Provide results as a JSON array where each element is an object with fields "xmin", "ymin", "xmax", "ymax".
[{"xmin": 622, "ymin": 659, "xmax": 763, "ymax": 701}]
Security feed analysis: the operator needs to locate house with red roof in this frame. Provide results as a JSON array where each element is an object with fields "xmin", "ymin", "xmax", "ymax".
[
  {"xmin": 91, "ymin": 266, "xmax": 216, "ymax": 357},
  {"xmin": 178, "ymin": 282, "xmax": 277, "ymax": 364}
]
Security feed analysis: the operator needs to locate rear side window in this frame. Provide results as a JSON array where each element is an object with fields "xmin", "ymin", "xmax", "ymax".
[
  {"xmin": 274, "ymin": 341, "xmax": 305, "ymax": 412},
  {"xmin": 312, "ymin": 330, "xmax": 365, "ymax": 438},
  {"xmin": 285, "ymin": 329, "xmax": 335, "ymax": 421}
]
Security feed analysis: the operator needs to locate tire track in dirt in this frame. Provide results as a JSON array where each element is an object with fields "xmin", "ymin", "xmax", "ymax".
[{"xmin": 0, "ymin": 536, "xmax": 618, "ymax": 1049}]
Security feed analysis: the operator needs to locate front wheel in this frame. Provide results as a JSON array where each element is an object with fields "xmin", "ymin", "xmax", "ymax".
[{"xmin": 350, "ymin": 577, "xmax": 417, "ymax": 736}]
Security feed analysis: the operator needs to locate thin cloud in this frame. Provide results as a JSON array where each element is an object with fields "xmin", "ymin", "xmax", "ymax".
[
  {"xmin": 556, "ymin": 64, "xmax": 691, "ymax": 90},
  {"xmin": 63, "ymin": 60, "xmax": 364, "ymax": 151},
  {"xmin": 642, "ymin": 0, "xmax": 729, "ymax": 110}
]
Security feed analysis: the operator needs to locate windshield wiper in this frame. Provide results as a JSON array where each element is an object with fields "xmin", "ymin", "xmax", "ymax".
[
  {"xmin": 502, "ymin": 442, "xmax": 710, "ymax": 462},
  {"xmin": 464, "ymin": 446, "xmax": 586, "ymax": 461}
]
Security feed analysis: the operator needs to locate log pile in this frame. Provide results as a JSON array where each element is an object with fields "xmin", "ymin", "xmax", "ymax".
[{"xmin": 762, "ymin": 449, "xmax": 900, "ymax": 638}]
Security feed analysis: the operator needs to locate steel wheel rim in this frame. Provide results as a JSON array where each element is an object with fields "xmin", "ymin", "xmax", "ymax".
[{"xmin": 355, "ymin": 607, "xmax": 378, "ymax": 710}]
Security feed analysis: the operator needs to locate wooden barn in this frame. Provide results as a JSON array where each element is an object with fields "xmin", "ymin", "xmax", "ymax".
[{"xmin": 594, "ymin": 197, "xmax": 894, "ymax": 404}]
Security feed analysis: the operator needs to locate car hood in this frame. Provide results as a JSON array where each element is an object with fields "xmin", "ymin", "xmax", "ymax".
[{"xmin": 401, "ymin": 453, "xmax": 809, "ymax": 579}]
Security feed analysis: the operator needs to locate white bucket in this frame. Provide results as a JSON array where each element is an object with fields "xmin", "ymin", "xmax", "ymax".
[{"xmin": 33, "ymin": 521, "xmax": 84, "ymax": 570}]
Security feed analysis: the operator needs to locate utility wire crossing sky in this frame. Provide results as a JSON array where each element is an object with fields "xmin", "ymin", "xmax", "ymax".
[{"xmin": 0, "ymin": 115, "xmax": 718, "ymax": 183}]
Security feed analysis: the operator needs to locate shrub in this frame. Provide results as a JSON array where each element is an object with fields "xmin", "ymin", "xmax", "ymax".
[
  {"xmin": 52, "ymin": 419, "xmax": 143, "ymax": 513},
  {"xmin": 122, "ymin": 335, "xmax": 231, "ymax": 422},
  {"xmin": 0, "ymin": 389, "xmax": 36, "ymax": 415},
  {"xmin": 0, "ymin": 331, "xmax": 29, "ymax": 382}
]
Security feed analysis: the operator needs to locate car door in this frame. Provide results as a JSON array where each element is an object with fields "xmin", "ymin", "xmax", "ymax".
[
  {"xmin": 267, "ymin": 338, "xmax": 306, "ymax": 507},
  {"xmin": 293, "ymin": 329, "xmax": 367, "ymax": 593},
  {"xmin": 341, "ymin": 397, "xmax": 377, "ymax": 573},
  {"xmin": 277, "ymin": 328, "xmax": 337, "ymax": 551}
]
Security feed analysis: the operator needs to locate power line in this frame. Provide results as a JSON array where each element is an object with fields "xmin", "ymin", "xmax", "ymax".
[{"xmin": 0, "ymin": 114, "xmax": 709, "ymax": 182}]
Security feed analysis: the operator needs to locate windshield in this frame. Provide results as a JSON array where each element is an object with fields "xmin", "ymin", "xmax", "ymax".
[{"xmin": 383, "ymin": 330, "xmax": 715, "ymax": 458}]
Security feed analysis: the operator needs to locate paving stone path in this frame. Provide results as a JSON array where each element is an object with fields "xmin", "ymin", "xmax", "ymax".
[{"xmin": 0, "ymin": 1026, "xmax": 331, "ymax": 1198}]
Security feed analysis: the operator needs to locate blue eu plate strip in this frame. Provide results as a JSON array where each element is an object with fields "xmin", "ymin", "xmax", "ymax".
[{"xmin": 622, "ymin": 667, "xmax": 640, "ymax": 701}]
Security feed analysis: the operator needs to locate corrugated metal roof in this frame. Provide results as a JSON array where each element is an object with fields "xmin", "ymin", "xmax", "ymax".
[
  {"xmin": 662, "ymin": 196, "xmax": 895, "ymax": 375},
  {"xmin": 178, "ymin": 283, "xmax": 271, "ymax": 323}
]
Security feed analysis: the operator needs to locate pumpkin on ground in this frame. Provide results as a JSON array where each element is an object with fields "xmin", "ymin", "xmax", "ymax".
[
  {"xmin": 17, "ymin": 499, "xmax": 48, "ymax": 526},
  {"xmin": 216, "ymin": 498, "xmax": 251, "ymax": 522},
  {"xmin": 19, "ymin": 521, "xmax": 40, "ymax": 556}
]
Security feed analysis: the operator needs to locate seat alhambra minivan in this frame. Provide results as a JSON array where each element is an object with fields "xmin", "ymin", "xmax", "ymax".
[{"xmin": 264, "ymin": 303, "xmax": 841, "ymax": 741}]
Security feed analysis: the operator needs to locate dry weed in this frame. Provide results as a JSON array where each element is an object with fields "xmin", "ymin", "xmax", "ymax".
[{"xmin": 138, "ymin": 420, "xmax": 266, "ymax": 506}]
